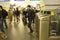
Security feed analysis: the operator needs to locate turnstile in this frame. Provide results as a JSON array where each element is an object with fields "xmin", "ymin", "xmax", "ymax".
[
  {"xmin": 39, "ymin": 15, "xmax": 50, "ymax": 40},
  {"xmin": 35, "ymin": 13, "xmax": 50, "ymax": 40},
  {"xmin": 38, "ymin": 14, "xmax": 60, "ymax": 40}
]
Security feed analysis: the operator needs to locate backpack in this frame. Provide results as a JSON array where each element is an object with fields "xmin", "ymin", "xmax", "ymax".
[{"xmin": 2, "ymin": 9, "xmax": 8, "ymax": 18}]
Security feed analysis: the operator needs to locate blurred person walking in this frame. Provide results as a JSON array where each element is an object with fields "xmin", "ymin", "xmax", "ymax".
[
  {"xmin": 13, "ymin": 8, "xmax": 16, "ymax": 21},
  {"xmin": 32, "ymin": 7, "xmax": 40, "ymax": 23},
  {"xmin": 8, "ymin": 8, "xmax": 13, "ymax": 24},
  {"xmin": 26, "ymin": 5, "xmax": 34, "ymax": 33},
  {"xmin": 14, "ymin": 7, "xmax": 21, "ymax": 22},
  {"xmin": 0, "ymin": 6, "xmax": 8, "ymax": 29},
  {"xmin": 0, "ymin": 5, "xmax": 7, "ymax": 39},
  {"xmin": 22, "ymin": 8, "xmax": 27, "ymax": 26}
]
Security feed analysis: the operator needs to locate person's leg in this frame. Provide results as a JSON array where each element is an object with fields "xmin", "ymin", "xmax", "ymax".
[
  {"xmin": 23, "ymin": 17, "xmax": 27, "ymax": 26},
  {"xmin": 33, "ymin": 18, "xmax": 34, "ymax": 23},
  {"xmin": 16, "ymin": 15, "xmax": 18, "ymax": 22},
  {"xmin": 32, "ymin": 16, "xmax": 35, "ymax": 23},
  {"xmin": 17, "ymin": 15, "xmax": 20, "ymax": 22},
  {"xmin": 0, "ymin": 19, "xmax": 5, "ymax": 33},
  {"xmin": 23, "ymin": 17, "xmax": 25, "ymax": 25},
  {"xmin": 19, "ymin": 15, "xmax": 20, "ymax": 21},
  {"xmin": 28, "ymin": 19, "xmax": 33, "ymax": 33},
  {"xmin": 1, "ymin": 28, "xmax": 5, "ymax": 33},
  {"xmin": 10, "ymin": 16, "xmax": 12, "ymax": 24},
  {"xmin": 18, "ymin": 15, "xmax": 20, "ymax": 21},
  {"xmin": 3, "ymin": 19, "xmax": 8, "ymax": 29},
  {"xmin": 15, "ymin": 15, "xmax": 17, "ymax": 22},
  {"xmin": 14, "ymin": 15, "xmax": 15, "ymax": 21},
  {"xmin": 25, "ymin": 18, "xmax": 27, "ymax": 25},
  {"xmin": 0, "ymin": 19, "xmax": 7, "ymax": 39}
]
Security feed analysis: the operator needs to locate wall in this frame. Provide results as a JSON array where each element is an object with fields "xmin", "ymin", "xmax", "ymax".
[
  {"xmin": 0, "ymin": 2, "xmax": 10, "ymax": 11},
  {"xmin": 43, "ymin": 0, "xmax": 60, "ymax": 4},
  {"xmin": 45, "ymin": 0, "xmax": 60, "ymax": 11}
]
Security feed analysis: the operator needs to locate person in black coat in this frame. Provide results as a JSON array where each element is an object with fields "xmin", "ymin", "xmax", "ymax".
[
  {"xmin": 26, "ymin": 5, "xmax": 40, "ymax": 33},
  {"xmin": 22, "ymin": 8, "xmax": 27, "ymax": 25},
  {"xmin": 13, "ymin": 8, "xmax": 16, "ymax": 21},
  {"xmin": 0, "ymin": 8, "xmax": 4, "ymax": 33},
  {"xmin": 26, "ymin": 5, "xmax": 34, "ymax": 33},
  {"xmin": 0, "ymin": 6, "xmax": 8, "ymax": 29},
  {"xmin": 15, "ymin": 7, "xmax": 20, "ymax": 22},
  {"xmin": 32, "ymin": 7, "xmax": 40, "ymax": 23},
  {"xmin": 0, "ymin": 5, "xmax": 8, "ymax": 33}
]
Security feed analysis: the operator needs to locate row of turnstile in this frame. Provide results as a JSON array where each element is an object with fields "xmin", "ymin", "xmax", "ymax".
[{"xmin": 35, "ymin": 13, "xmax": 60, "ymax": 40}]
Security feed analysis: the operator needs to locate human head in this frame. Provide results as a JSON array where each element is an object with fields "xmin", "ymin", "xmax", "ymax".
[
  {"xmin": 0, "ymin": 5, "xmax": 3, "ymax": 11},
  {"xmin": 13, "ymin": 8, "xmax": 15, "ymax": 11},
  {"xmin": 16, "ymin": 7, "xmax": 19, "ymax": 10},
  {"xmin": 27, "ymin": 5, "xmax": 31, "ymax": 9},
  {"xmin": 27, "ymin": 5, "xmax": 31, "ymax": 7}
]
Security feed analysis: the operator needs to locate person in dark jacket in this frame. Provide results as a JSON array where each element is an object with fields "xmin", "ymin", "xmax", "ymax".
[
  {"xmin": 0, "ymin": 6, "xmax": 6, "ymax": 33},
  {"xmin": 26, "ymin": 5, "xmax": 40, "ymax": 33},
  {"xmin": 2, "ymin": 7, "xmax": 8, "ymax": 29},
  {"xmin": 13, "ymin": 8, "xmax": 16, "ymax": 21},
  {"xmin": 0, "ymin": 7, "xmax": 7, "ymax": 39},
  {"xmin": 15, "ymin": 7, "xmax": 20, "ymax": 22},
  {"xmin": 0, "ymin": 6, "xmax": 8, "ymax": 29},
  {"xmin": 0, "ymin": 6, "xmax": 7, "ymax": 33},
  {"xmin": 26, "ymin": 5, "xmax": 34, "ymax": 33},
  {"xmin": 32, "ymin": 7, "xmax": 40, "ymax": 23},
  {"xmin": 22, "ymin": 8, "xmax": 27, "ymax": 25}
]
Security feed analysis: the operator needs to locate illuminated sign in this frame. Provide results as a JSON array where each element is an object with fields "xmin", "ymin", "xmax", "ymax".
[
  {"xmin": 14, "ymin": 0, "xmax": 25, "ymax": 1},
  {"xmin": 51, "ymin": 11, "xmax": 55, "ymax": 16},
  {"xmin": 30, "ymin": 0, "xmax": 40, "ymax": 1},
  {"xmin": 0, "ymin": 0, "xmax": 9, "ymax": 2}
]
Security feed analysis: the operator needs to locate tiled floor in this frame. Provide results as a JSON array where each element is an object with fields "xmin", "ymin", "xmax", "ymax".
[{"xmin": 5, "ymin": 15, "xmax": 39, "ymax": 40}]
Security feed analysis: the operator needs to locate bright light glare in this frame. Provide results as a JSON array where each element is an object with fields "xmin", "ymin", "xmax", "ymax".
[
  {"xmin": 30, "ymin": 1, "xmax": 40, "ymax": 7},
  {"xmin": 10, "ymin": 1, "xmax": 27, "ymax": 7},
  {"xmin": 10, "ymin": 0, "xmax": 15, "ymax": 4},
  {"xmin": 10, "ymin": 0, "xmax": 40, "ymax": 7}
]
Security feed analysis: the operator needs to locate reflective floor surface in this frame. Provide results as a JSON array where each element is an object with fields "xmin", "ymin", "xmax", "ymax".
[{"xmin": 2, "ymin": 15, "xmax": 39, "ymax": 40}]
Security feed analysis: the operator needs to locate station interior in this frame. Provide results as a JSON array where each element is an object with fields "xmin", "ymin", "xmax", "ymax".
[{"xmin": 0, "ymin": 0, "xmax": 60, "ymax": 40}]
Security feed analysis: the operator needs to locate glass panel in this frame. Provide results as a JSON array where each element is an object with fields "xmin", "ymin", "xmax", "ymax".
[{"xmin": 49, "ymin": 7, "xmax": 60, "ymax": 36}]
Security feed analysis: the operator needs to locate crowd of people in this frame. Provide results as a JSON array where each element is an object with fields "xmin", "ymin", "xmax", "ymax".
[{"xmin": 0, "ymin": 5, "xmax": 40, "ymax": 39}]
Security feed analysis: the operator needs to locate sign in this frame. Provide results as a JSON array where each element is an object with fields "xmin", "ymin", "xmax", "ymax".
[
  {"xmin": 0, "ymin": 0, "xmax": 9, "ymax": 2},
  {"xmin": 51, "ymin": 11, "xmax": 55, "ymax": 16}
]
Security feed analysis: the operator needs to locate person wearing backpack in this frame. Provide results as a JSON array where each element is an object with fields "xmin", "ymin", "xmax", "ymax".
[
  {"xmin": 0, "ymin": 6, "xmax": 7, "ymax": 39},
  {"xmin": 0, "ymin": 6, "xmax": 8, "ymax": 29}
]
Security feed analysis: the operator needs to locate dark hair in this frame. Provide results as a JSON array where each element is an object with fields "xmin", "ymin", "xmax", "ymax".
[
  {"xmin": 16, "ymin": 7, "xmax": 18, "ymax": 10},
  {"xmin": 27, "ymin": 5, "xmax": 31, "ymax": 7},
  {"xmin": 0, "ymin": 5, "xmax": 3, "ymax": 9}
]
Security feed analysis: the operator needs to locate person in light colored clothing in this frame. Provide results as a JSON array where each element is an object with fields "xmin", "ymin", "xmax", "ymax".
[{"xmin": 8, "ymin": 9, "xmax": 13, "ymax": 24}]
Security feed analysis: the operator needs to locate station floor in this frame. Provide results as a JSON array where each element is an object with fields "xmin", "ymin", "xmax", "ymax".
[{"xmin": 4, "ymin": 15, "xmax": 39, "ymax": 40}]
